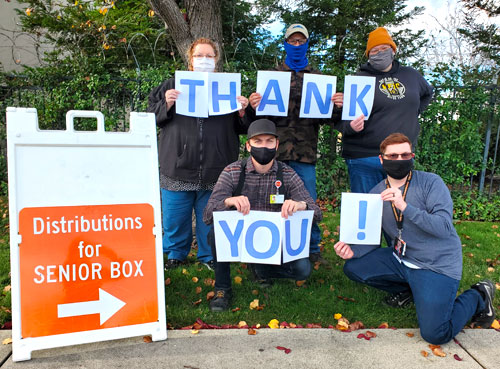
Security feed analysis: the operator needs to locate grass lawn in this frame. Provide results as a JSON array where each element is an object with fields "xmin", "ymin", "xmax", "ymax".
[{"xmin": 0, "ymin": 196, "xmax": 498, "ymax": 330}]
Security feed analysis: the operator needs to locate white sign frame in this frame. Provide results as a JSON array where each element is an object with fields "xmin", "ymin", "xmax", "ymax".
[
  {"xmin": 7, "ymin": 108, "xmax": 167, "ymax": 361},
  {"xmin": 299, "ymin": 74, "xmax": 336, "ymax": 118},
  {"xmin": 341, "ymin": 75, "xmax": 376, "ymax": 120}
]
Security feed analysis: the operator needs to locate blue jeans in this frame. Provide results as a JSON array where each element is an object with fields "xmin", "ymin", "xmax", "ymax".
[
  {"xmin": 208, "ymin": 226, "xmax": 311, "ymax": 290},
  {"xmin": 346, "ymin": 156, "xmax": 386, "ymax": 193},
  {"xmin": 344, "ymin": 248, "xmax": 485, "ymax": 344},
  {"xmin": 284, "ymin": 161, "xmax": 321, "ymax": 254},
  {"xmin": 161, "ymin": 188, "xmax": 213, "ymax": 263}
]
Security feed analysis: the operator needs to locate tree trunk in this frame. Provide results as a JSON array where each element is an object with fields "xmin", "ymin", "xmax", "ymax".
[{"xmin": 148, "ymin": 0, "xmax": 224, "ymax": 70}]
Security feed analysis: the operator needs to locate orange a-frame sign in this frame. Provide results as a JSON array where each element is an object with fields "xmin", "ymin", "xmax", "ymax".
[{"xmin": 7, "ymin": 109, "xmax": 167, "ymax": 361}]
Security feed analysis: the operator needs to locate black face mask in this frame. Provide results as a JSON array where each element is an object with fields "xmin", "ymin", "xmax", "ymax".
[
  {"xmin": 250, "ymin": 145, "xmax": 276, "ymax": 165},
  {"xmin": 382, "ymin": 158, "xmax": 414, "ymax": 180}
]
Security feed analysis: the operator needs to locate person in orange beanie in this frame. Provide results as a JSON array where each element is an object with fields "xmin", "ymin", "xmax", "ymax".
[{"xmin": 335, "ymin": 27, "xmax": 433, "ymax": 194}]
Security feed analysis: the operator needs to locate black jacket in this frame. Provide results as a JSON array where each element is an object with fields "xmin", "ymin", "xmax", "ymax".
[
  {"xmin": 148, "ymin": 78, "xmax": 249, "ymax": 184},
  {"xmin": 335, "ymin": 60, "xmax": 433, "ymax": 158}
]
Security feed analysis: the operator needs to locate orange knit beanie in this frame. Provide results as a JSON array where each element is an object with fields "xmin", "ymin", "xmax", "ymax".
[{"xmin": 365, "ymin": 27, "xmax": 397, "ymax": 56}]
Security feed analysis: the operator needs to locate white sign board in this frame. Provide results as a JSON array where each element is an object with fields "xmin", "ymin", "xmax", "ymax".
[
  {"xmin": 213, "ymin": 210, "xmax": 314, "ymax": 264},
  {"xmin": 255, "ymin": 71, "xmax": 291, "ymax": 116},
  {"xmin": 341, "ymin": 76, "xmax": 376, "ymax": 120},
  {"xmin": 6, "ymin": 108, "xmax": 167, "ymax": 361},
  {"xmin": 339, "ymin": 192, "xmax": 383, "ymax": 245},
  {"xmin": 299, "ymin": 74, "xmax": 336, "ymax": 118},
  {"xmin": 208, "ymin": 73, "xmax": 242, "ymax": 115},
  {"xmin": 175, "ymin": 71, "xmax": 209, "ymax": 117}
]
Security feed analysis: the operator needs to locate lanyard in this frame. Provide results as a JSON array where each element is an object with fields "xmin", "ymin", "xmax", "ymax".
[{"xmin": 385, "ymin": 171, "xmax": 412, "ymax": 232}]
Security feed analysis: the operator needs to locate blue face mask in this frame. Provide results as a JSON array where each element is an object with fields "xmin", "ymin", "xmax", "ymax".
[{"xmin": 284, "ymin": 40, "xmax": 309, "ymax": 73}]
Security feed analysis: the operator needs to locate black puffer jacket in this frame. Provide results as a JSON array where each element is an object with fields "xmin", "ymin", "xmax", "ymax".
[{"xmin": 148, "ymin": 78, "xmax": 249, "ymax": 184}]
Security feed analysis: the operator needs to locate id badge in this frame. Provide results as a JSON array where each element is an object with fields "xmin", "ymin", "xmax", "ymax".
[
  {"xmin": 270, "ymin": 194, "xmax": 284, "ymax": 204},
  {"xmin": 393, "ymin": 237, "xmax": 407, "ymax": 256}
]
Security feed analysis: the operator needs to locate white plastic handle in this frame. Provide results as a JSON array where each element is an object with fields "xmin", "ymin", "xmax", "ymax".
[{"xmin": 65, "ymin": 110, "xmax": 105, "ymax": 132}]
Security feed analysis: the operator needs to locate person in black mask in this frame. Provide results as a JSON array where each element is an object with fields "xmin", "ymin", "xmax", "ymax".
[
  {"xmin": 247, "ymin": 24, "xmax": 344, "ymax": 265},
  {"xmin": 335, "ymin": 27, "xmax": 434, "ymax": 194},
  {"xmin": 334, "ymin": 133, "xmax": 496, "ymax": 345},
  {"xmin": 203, "ymin": 119, "xmax": 322, "ymax": 311}
]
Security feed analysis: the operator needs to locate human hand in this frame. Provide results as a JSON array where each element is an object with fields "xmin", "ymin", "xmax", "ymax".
[
  {"xmin": 249, "ymin": 92, "xmax": 262, "ymax": 110},
  {"xmin": 381, "ymin": 187, "xmax": 407, "ymax": 212},
  {"xmin": 165, "ymin": 89, "xmax": 180, "ymax": 111},
  {"xmin": 224, "ymin": 196, "xmax": 251, "ymax": 215},
  {"xmin": 350, "ymin": 114, "xmax": 365, "ymax": 132},
  {"xmin": 281, "ymin": 200, "xmax": 306, "ymax": 219},
  {"xmin": 237, "ymin": 96, "xmax": 249, "ymax": 117},
  {"xmin": 331, "ymin": 92, "xmax": 344, "ymax": 107},
  {"xmin": 334, "ymin": 241, "xmax": 354, "ymax": 259}
]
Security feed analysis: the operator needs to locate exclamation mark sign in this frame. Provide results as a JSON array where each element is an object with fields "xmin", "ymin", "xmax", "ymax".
[{"xmin": 357, "ymin": 201, "xmax": 367, "ymax": 240}]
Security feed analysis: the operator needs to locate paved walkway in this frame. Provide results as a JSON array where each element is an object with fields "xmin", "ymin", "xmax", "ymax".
[{"xmin": 0, "ymin": 328, "xmax": 498, "ymax": 368}]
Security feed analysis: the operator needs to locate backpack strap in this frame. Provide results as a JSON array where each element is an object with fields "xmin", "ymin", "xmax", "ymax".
[{"xmin": 233, "ymin": 160, "xmax": 247, "ymax": 197}]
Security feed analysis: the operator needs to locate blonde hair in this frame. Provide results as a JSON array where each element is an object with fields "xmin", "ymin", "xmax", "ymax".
[{"xmin": 186, "ymin": 38, "xmax": 219, "ymax": 71}]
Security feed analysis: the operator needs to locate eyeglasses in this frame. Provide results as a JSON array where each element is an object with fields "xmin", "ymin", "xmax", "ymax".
[
  {"xmin": 193, "ymin": 54, "xmax": 216, "ymax": 59},
  {"xmin": 369, "ymin": 45, "xmax": 391, "ymax": 55},
  {"xmin": 382, "ymin": 152, "xmax": 414, "ymax": 160},
  {"xmin": 287, "ymin": 38, "xmax": 307, "ymax": 46}
]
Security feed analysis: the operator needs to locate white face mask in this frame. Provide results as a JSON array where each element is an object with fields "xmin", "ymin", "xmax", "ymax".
[{"xmin": 192, "ymin": 57, "xmax": 216, "ymax": 72}]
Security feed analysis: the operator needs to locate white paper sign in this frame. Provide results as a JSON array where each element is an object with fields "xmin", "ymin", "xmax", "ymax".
[
  {"xmin": 213, "ymin": 210, "xmax": 314, "ymax": 264},
  {"xmin": 175, "ymin": 71, "xmax": 209, "ymax": 117},
  {"xmin": 208, "ymin": 73, "xmax": 242, "ymax": 116},
  {"xmin": 255, "ymin": 71, "xmax": 291, "ymax": 117},
  {"xmin": 341, "ymin": 75, "xmax": 376, "ymax": 120},
  {"xmin": 282, "ymin": 211, "xmax": 313, "ymax": 263},
  {"xmin": 299, "ymin": 74, "xmax": 336, "ymax": 118},
  {"xmin": 339, "ymin": 192, "xmax": 383, "ymax": 245}
]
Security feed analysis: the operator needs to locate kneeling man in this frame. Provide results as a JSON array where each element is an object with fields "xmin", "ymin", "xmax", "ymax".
[
  {"xmin": 203, "ymin": 119, "xmax": 322, "ymax": 311},
  {"xmin": 334, "ymin": 133, "xmax": 496, "ymax": 344}
]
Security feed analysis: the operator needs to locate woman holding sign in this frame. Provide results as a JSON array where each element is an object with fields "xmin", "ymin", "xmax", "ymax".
[
  {"xmin": 148, "ymin": 38, "xmax": 250, "ymax": 271},
  {"xmin": 335, "ymin": 27, "xmax": 433, "ymax": 194}
]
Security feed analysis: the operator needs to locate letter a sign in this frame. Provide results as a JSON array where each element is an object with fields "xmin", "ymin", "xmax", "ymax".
[{"xmin": 6, "ymin": 108, "xmax": 167, "ymax": 361}]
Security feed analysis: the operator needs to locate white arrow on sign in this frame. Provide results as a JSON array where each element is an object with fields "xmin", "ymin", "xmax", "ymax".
[{"xmin": 57, "ymin": 288, "xmax": 126, "ymax": 325}]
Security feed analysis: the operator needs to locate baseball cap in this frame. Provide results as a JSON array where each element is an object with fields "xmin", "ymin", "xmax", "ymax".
[
  {"xmin": 285, "ymin": 24, "xmax": 309, "ymax": 40},
  {"xmin": 247, "ymin": 119, "xmax": 278, "ymax": 139}
]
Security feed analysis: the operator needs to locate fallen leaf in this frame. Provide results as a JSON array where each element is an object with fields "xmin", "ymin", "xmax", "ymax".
[
  {"xmin": 491, "ymin": 320, "xmax": 500, "ymax": 329},
  {"xmin": 231, "ymin": 307, "xmax": 240, "ymax": 312},
  {"xmin": 365, "ymin": 331, "xmax": 377, "ymax": 338},
  {"xmin": 3, "ymin": 285, "xmax": 10, "ymax": 292},
  {"xmin": 475, "ymin": 274, "xmax": 481, "ymax": 278},
  {"xmin": 249, "ymin": 299, "xmax": 260, "ymax": 310},
  {"xmin": 318, "ymin": 278, "xmax": 325, "ymax": 284},
  {"xmin": 192, "ymin": 299, "xmax": 202, "ymax": 306},
  {"xmin": 248, "ymin": 328, "xmax": 257, "ymax": 335},
  {"xmin": 234, "ymin": 276, "xmax": 242, "ymax": 284},
  {"xmin": 323, "ymin": 229, "xmax": 331, "ymax": 237},
  {"xmin": 492, "ymin": 225, "xmax": 498, "ymax": 229},
  {"xmin": 206, "ymin": 291, "xmax": 215, "ymax": 301},
  {"xmin": 406, "ymin": 332, "xmax": 414, "ymax": 337},
  {"xmin": 204, "ymin": 278, "xmax": 214, "ymax": 286},
  {"xmin": 182, "ymin": 268, "xmax": 189, "ymax": 275},
  {"xmin": 329, "ymin": 285, "xmax": 335, "ymax": 291},
  {"xmin": 289, "ymin": 323, "xmax": 297, "ymax": 328},
  {"xmin": 252, "ymin": 289, "xmax": 259, "ymax": 295},
  {"xmin": 453, "ymin": 354, "xmax": 462, "ymax": 361},
  {"xmin": 191, "ymin": 329, "xmax": 199, "ymax": 335},
  {"xmin": 2, "ymin": 338, "xmax": 12, "ymax": 345},
  {"xmin": 378, "ymin": 322, "xmax": 389, "ymax": 329},
  {"xmin": 349, "ymin": 321, "xmax": 365, "ymax": 331},
  {"xmin": 487, "ymin": 267, "xmax": 495, "ymax": 273},
  {"xmin": 313, "ymin": 262, "xmax": 320, "ymax": 270},
  {"xmin": 296, "ymin": 280, "xmax": 306, "ymax": 287},
  {"xmin": 334, "ymin": 313, "xmax": 342, "ymax": 320},
  {"xmin": 238, "ymin": 321, "xmax": 247, "ymax": 328},
  {"xmin": 165, "ymin": 278, "xmax": 171, "ymax": 286},
  {"xmin": 430, "ymin": 345, "xmax": 446, "ymax": 357},
  {"xmin": 192, "ymin": 277, "xmax": 199, "ymax": 283},
  {"xmin": 464, "ymin": 235, "xmax": 471, "ymax": 239},
  {"xmin": 421, "ymin": 350, "xmax": 429, "ymax": 357},
  {"xmin": 143, "ymin": 335, "xmax": 152, "ymax": 343},
  {"xmin": 465, "ymin": 252, "xmax": 474, "ymax": 258},
  {"xmin": 276, "ymin": 346, "xmax": 291, "ymax": 354},
  {"xmin": 497, "ymin": 283, "xmax": 500, "ymax": 291},
  {"xmin": 255, "ymin": 323, "xmax": 261, "ymax": 329},
  {"xmin": 195, "ymin": 286, "xmax": 202, "ymax": 294},
  {"xmin": 357, "ymin": 333, "xmax": 369, "ymax": 340},
  {"xmin": 268, "ymin": 319, "xmax": 279, "ymax": 329}
]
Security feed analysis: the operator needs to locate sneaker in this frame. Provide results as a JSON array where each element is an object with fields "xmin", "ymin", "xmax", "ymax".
[
  {"xmin": 247, "ymin": 264, "xmax": 273, "ymax": 288},
  {"xmin": 384, "ymin": 291, "xmax": 414, "ymax": 308},
  {"xmin": 309, "ymin": 253, "xmax": 329, "ymax": 265},
  {"xmin": 201, "ymin": 260, "xmax": 215, "ymax": 271},
  {"xmin": 209, "ymin": 289, "xmax": 232, "ymax": 312},
  {"xmin": 470, "ymin": 280, "xmax": 496, "ymax": 328},
  {"xmin": 164, "ymin": 259, "xmax": 184, "ymax": 270}
]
